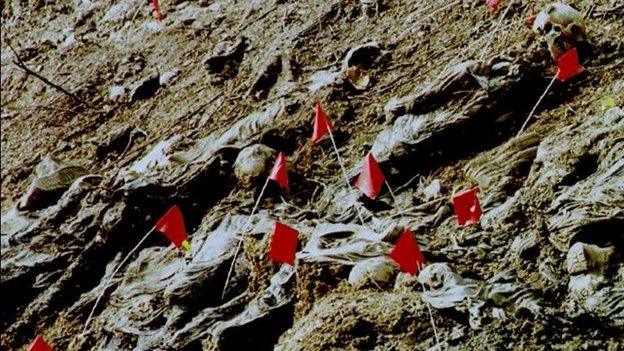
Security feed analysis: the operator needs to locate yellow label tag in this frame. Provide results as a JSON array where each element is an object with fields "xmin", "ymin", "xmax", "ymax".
[
  {"xmin": 601, "ymin": 97, "xmax": 616, "ymax": 110},
  {"xmin": 181, "ymin": 240, "xmax": 191, "ymax": 251}
]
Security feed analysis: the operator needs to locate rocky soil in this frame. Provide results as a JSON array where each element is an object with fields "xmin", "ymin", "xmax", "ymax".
[{"xmin": 1, "ymin": 0, "xmax": 623, "ymax": 350}]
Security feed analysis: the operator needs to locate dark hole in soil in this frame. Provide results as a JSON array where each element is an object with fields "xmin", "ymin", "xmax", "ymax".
[
  {"xmin": 218, "ymin": 302, "xmax": 295, "ymax": 351},
  {"xmin": 0, "ymin": 274, "xmax": 41, "ymax": 330},
  {"xmin": 572, "ymin": 217, "xmax": 624, "ymax": 249},
  {"xmin": 560, "ymin": 153, "xmax": 599, "ymax": 187},
  {"xmin": 382, "ymin": 76, "xmax": 548, "ymax": 187},
  {"xmin": 131, "ymin": 77, "xmax": 160, "ymax": 101},
  {"xmin": 260, "ymin": 132, "xmax": 297, "ymax": 155}
]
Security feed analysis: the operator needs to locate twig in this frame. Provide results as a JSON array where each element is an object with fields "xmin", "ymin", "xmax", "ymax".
[{"xmin": 6, "ymin": 40, "xmax": 91, "ymax": 108}]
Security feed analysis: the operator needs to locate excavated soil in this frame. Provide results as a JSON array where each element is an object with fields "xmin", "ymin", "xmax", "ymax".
[{"xmin": 2, "ymin": 0, "xmax": 623, "ymax": 350}]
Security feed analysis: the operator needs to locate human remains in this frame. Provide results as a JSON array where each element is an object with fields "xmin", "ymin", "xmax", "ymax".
[{"xmin": 532, "ymin": 2, "xmax": 587, "ymax": 59}]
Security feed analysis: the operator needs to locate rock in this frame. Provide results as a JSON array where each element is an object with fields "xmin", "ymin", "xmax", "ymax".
[
  {"xmin": 0, "ymin": 207, "xmax": 35, "ymax": 242},
  {"xmin": 204, "ymin": 37, "xmax": 247, "ymax": 77},
  {"xmin": 120, "ymin": 136, "xmax": 184, "ymax": 181},
  {"xmin": 159, "ymin": 69, "xmax": 179, "ymax": 86},
  {"xmin": 233, "ymin": 144, "xmax": 275, "ymax": 187},
  {"xmin": 102, "ymin": 3, "xmax": 130, "ymax": 22},
  {"xmin": 566, "ymin": 242, "xmax": 614, "ymax": 275},
  {"xmin": 108, "ymin": 85, "xmax": 126, "ymax": 100},
  {"xmin": 308, "ymin": 70, "xmax": 338, "ymax": 92},
  {"xmin": 510, "ymin": 231, "xmax": 538, "ymax": 258},
  {"xmin": 348, "ymin": 257, "xmax": 397, "ymax": 288},
  {"xmin": 61, "ymin": 32, "xmax": 76, "ymax": 48},
  {"xmin": 422, "ymin": 179, "xmax": 442, "ymax": 200}
]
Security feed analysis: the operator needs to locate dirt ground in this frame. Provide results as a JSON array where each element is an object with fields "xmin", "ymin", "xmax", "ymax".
[{"xmin": 2, "ymin": 0, "xmax": 623, "ymax": 350}]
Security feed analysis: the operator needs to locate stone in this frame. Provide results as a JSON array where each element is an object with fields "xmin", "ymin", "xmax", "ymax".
[{"xmin": 348, "ymin": 257, "xmax": 398, "ymax": 288}]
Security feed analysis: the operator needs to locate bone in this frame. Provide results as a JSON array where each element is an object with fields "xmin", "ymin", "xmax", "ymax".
[{"xmin": 532, "ymin": 2, "xmax": 587, "ymax": 59}]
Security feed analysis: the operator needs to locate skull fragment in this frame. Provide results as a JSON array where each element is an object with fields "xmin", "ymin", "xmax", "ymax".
[{"xmin": 532, "ymin": 2, "xmax": 586, "ymax": 59}]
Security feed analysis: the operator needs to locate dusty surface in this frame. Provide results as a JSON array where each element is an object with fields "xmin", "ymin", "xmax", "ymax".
[{"xmin": 1, "ymin": 0, "xmax": 623, "ymax": 350}]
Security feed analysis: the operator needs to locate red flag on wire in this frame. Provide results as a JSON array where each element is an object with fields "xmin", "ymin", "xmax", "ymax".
[
  {"xmin": 150, "ymin": 0, "xmax": 163, "ymax": 21},
  {"xmin": 268, "ymin": 221, "xmax": 298, "ymax": 265},
  {"xmin": 154, "ymin": 206, "xmax": 191, "ymax": 251},
  {"xmin": 29, "ymin": 336, "xmax": 53, "ymax": 351},
  {"xmin": 486, "ymin": 0, "xmax": 501, "ymax": 11},
  {"xmin": 312, "ymin": 101, "xmax": 333, "ymax": 144},
  {"xmin": 527, "ymin": 14, "xmax": 536, "ymax": 26},
  {"xmin": 390, "ymin": 228, "xmax": 425, "ymax": 276},
  {"xmin": 354, "ymin": 153, "xmax": 385, "ymax": 199},
  {"xmin": 269, "ymin": 152, "xmax": 289, "ymax": 191},
  {"xmin": 452, "ymin": 187, "xmax": 482, "ymax": 227},
  {"xmin": 556, "ymin": 47, "xmax": 585, "ymax": 82}
]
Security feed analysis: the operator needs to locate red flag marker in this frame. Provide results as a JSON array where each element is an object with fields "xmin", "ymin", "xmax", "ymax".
[
  {"xmin": 312, "ymin": 101, "xmax": 333, "ymax": 144},
  {"xmin": 268, "ymin": 221, "xmax": 298, "ymax": 265},
  {"xmin": 486, "ymin": 0, "xmax": 501, "ymax": 11},
  {"xmin": 150, "ymin": 0, "xmax": 163, "ymax": 21},
  {"xmin": 390, "ymin": 228, "xmax": 425, "ymax": 276},
  {"xmin": 354, "ymin": 153, "xmax": 385, "ymax": 199},
  {"xmin": 154, "ymin": 206, "xmax": 190, "ymax": 251},
  {"xmin": 527, "ymin": 14, "xmax": 536, "ymax": 26},
  {"xmin": 29, "ymin": 336, "xmax": 53, "ymax": 351},
  {"xmin": 268, "ymin": 152, "xmax": 289, "ymax": 191},
  {"xmin": 556, "ymin": 47, "xmax": 585, "ymax": 82},
  {"xmin": 452, "ymin": 187, "xmax": 482, "ymax": 227}
]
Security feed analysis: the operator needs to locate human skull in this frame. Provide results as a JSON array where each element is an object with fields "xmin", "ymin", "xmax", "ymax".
[
  {"xmin": 233, "ymin": 144, "xmax": 275, "ymax": 187},
  {"xmin": 532, "ymin": 2, "xmax": 586, "ymax": 59},
  {"xmin": 418, "ymin": 263, "xmax": 460, "ymax": 290}
]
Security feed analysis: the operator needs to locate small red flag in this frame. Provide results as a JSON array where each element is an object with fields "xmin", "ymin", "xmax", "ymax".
[
  {"xmin": 29, "ymin": 336, "xmax": 53, "ymax": 351},
  {"xmin": 268, "ymin": 221, "xmax": 298, "ymax": 265},
  {"xmin": 452, "ymin": 187, "xmax": 482, "ymax": 227},
  {"xmin": 556, "ymin": 48, "xmax": 585, "ymax": 82},
  {"xmin": 312, "ymin": 101, "xmax": 333, "ymax": 144},
  {"xmin": 527, "ymin": 14, "xmax": 536, "ymax": 26},
  {"xmin": 486, "ymin": 0, "xmax": 501, "ymax": 11},
  {"xmin": 154, "ymin": 206, "xmax": 190, "ymax": 251},
  {"xmin": 150, "ymin": 0, "xmax": 163, "ymax": 21},
  {"xmin": 354, "ymin": 153, "xmax": 385, "ymax": 199},
  {"xmin": 268, "ymin": 152, "xmax": 289, "ymax": 191},
  {"xmin": 390, "ymin": 228, "xmax": 425, "ymax": 276}
]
